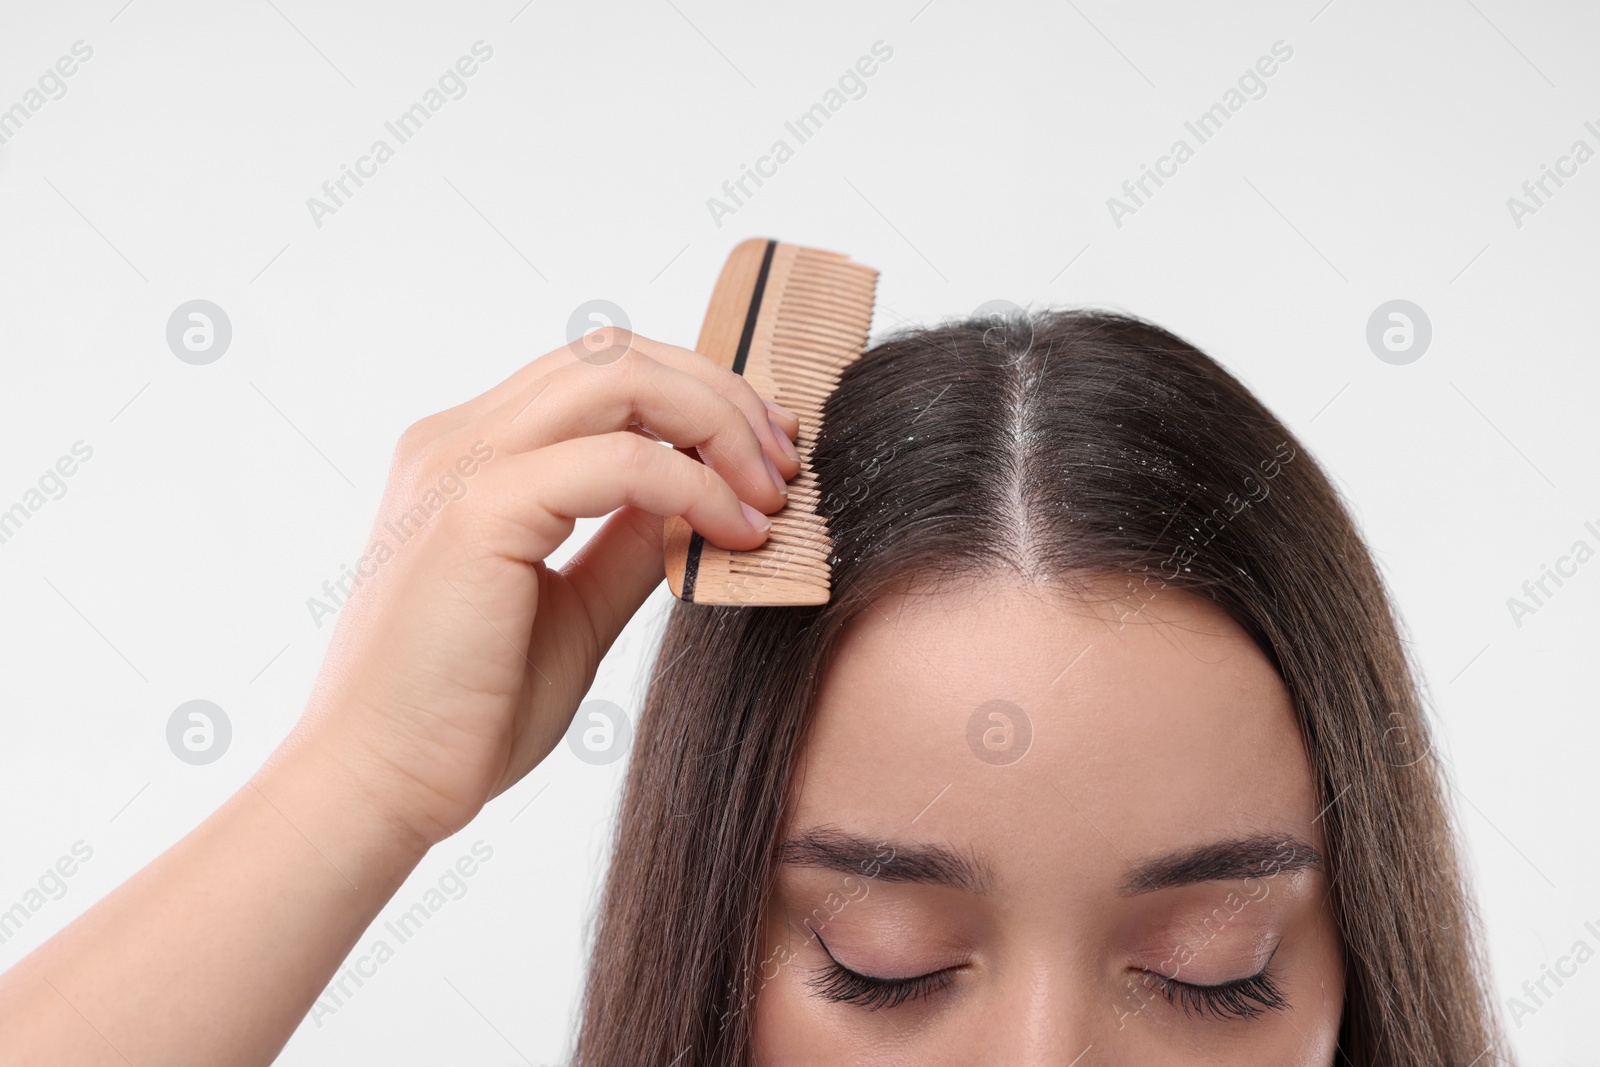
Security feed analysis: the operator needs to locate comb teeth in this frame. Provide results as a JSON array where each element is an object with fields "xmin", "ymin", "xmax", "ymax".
[{"xmin": 663, "ymin": 240, "xmax": 878, "ymax": 606}]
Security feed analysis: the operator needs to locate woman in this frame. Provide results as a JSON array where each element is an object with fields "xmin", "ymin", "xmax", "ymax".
[{"xmin": 0, "ymin": 310, "xmax": 1509, "ymax": 1065}]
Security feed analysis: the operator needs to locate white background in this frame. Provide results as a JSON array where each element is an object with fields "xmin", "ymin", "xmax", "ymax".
[{"xmin": 1, "ymin": 0, "xmax": 1596, "ymax": 1063}]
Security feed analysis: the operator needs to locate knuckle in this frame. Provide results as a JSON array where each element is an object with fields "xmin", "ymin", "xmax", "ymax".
[
  {"xmin": 393, "ymin": 422, "xmax": 470, "ymax": 494},
  {"xmin": 617, "ymin": 431, "xmax": 657, "ymax": 478},
  {"xmin": 587, "ymin": 325, "xmax": 637, "ymax": 360},
  {"xmin": 610, "ymin": 341, "xmax": 646, "ymax": 380},
  {"xmin": 713, "ymin": 380, "xmax": 767, "ymax": 443},
  {"xmin": 689, "ymin": 454, "xmax": 719, "ymax": 497},
  {"xmin": 709, "ymin": 364, "xmax": 749, "ymax": 404},
  {"xmin": 726, "ymin": 367, "xmax": 762, "ymax": 404},
  {"xmin": 395, "ymin": 416, "xmax": 439, "ymax": 457},
  {"xmin": 704, "ymin": 391, "xmax": 747, "ymax": 444},
  {"xmin": 412, "ymin": 433, "xmax": 456, "ymax": 476}
]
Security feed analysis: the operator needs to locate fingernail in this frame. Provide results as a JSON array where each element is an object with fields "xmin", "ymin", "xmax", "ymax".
[
  {"xmin": 769, "ymin": 418, "xmax": 800, "ymax": 463},
  {"xmin": 764, "ymin": 398, "xmax": 799, "ymax": 423},
  {"xmin": 740, "ymin": 500, "xmax": 771, "ymax": 532},
  {"xmin": 761, "ymin": 454, "xmax": 787, "ymax": 499}
]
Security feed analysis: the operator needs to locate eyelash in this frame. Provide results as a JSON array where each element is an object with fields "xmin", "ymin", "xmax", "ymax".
[
  {"xmin": 805, "ymin": 934, "xmax": 957, "ymax": 1011},
  {"xmin": 804, "ymin": 936, "xmax": 1290, "ymax": 1021},
  {"xmin": 1137, "ymin": 943, "xmax": 1288, "ymax": 1021}
]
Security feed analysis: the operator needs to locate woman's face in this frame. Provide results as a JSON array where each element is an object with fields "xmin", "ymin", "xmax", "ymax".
[{"xmin": 751, "ymin": 576, "xmax": 1344, "ymax": 1065}]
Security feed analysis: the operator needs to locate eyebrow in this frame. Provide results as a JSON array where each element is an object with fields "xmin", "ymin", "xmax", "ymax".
[
  {"xmin": 1116, "ymin": 834, "xmax": 1322, "ymax": 896},
  {"xmin": 777, "ymin": 828, "xmax": 1320, "ymax": 898},
  {"xmin": 777, "ymin": 827, "xmax": 992, "ymax": 895}
]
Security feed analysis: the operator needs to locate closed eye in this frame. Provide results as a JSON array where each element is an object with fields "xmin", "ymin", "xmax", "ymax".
[
  {"xmin": 803, "ymin": 932, "xmax": 958, "ymax": 1011},
  {"xmin": 1135, "ymin": 939, "xmax": 1288, "ymax": 1020}
]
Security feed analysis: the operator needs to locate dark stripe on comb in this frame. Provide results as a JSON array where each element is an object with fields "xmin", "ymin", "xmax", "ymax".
[{"xmin": 683, "ymin": 238, "xmax": 776, "ymax": 601}]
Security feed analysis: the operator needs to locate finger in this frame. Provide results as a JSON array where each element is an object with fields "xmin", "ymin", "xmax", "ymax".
[
  {"xmin": 556, "ymin": 504, "xmax": 666, "ymax": 655},
  {"xmin": 627, "ymin": 333, "xmax": 802, "ymax": 475},
  {"xmin": 443, "ymin": 331, "xmax": 801, "ymax": 476},
  {"xmin": 583, "ymin": 332, "xmax": 801, "ymax": 476},
  {"xmin": 468, "ymin": 431, "xmax": 773, "ymax": 564},
  {"xmin": 479, "ymin": 346, "xmax": 790, "ymax": 511},
  {"xmin": 763, "ymin": 398, "xmax": 801, "ymax": 450}
]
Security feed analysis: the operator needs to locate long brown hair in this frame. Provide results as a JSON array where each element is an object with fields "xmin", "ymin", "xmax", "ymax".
[{"xmin": 570, "ymin": 308, "xmax": 1511, "ymax": 1066}]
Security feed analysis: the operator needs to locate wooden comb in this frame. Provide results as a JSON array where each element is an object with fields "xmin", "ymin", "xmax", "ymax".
[{"xmin": 664, "ymin": 239, "xmax": 878, "ymax": 606}]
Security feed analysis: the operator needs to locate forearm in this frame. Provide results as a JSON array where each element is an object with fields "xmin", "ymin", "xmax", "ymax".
[{"xmin": 0, "ymin": 726, "xmax": 432, "ymax": 1066}]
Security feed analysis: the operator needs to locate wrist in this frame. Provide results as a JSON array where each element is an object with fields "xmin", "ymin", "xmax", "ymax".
[{"xmin": 254, "ymin": 720, "xmax": 437, "ymax": 887}]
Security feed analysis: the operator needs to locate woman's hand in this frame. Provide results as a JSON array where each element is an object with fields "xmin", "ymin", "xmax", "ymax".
[
  {"xmin": 289, "ymin": 329, "xmax": 802, "ymax": 849},
  {"xmin": 0, "ymin": 329, "xmax": 801, "ymax": 1066}
]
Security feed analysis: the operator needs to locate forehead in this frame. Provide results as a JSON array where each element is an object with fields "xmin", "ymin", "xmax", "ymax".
[{"xmin": 789, "ymin": 576, "xmax": 1322, "ymax": 887}]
